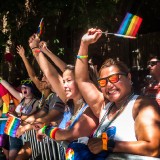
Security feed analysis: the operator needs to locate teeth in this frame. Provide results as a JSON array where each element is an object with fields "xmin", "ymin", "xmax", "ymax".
[
  {"xmin": 108, "ymin": 90, "xmax": 116, "ymax": 94},
  {"xmin": 109, "ymin": 90, "xmax": 115, "ymax": 93}
]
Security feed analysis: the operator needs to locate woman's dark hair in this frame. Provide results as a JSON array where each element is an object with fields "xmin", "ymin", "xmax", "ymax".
[
  {"xmin": 64, "ymin": 64, "xmax": 99, "ymax": 89},
  {"xmin": 99, "ymin": 58, "xmax": 130, "ymax": 75}
]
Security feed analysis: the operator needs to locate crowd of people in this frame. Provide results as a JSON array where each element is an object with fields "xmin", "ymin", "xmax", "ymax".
[{"xmin": 0, "ymin": 28, "xmax": 159, "ymax": 160}]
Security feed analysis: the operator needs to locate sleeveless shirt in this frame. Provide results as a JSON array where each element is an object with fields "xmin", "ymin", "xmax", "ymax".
[{"xmin": 93, "ymin": 95, "xmax": 139, "ymax": 142}]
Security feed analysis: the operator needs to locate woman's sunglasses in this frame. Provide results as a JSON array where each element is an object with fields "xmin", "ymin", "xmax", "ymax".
[
  {"xmin": 98, "ymin": 73, "xmax": 127, "ymax": 87},
  {"xmin": 21, "ymin": 79, "xmax": 32, "ymax": 85},
  {"xmin": 147, "ymin": 61, "xmax": 160, "ymax": 67}
]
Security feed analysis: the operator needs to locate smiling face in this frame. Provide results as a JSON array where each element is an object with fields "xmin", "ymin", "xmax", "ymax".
[
  {"xmin": 99, "ymin": 64, "xmax": 132, "ymax": 104},
  {"xmin": 63, "ymin": 69, "xmax": 79, "ymax": 100},
  {"xmin": 21, "ymin": 85, "xmax": 33, "ymax": 98}
]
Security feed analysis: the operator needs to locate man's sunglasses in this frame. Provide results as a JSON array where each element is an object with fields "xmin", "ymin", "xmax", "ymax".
[
  {"xmin": 21, "ymin": 80, "xmax": 32, "ymax": 85},
  {"xmin": 147, "ymin": 61, "xmax": 160, "ymax": 67},
  {"xmin": 98, "ymin": 73, "xmax": 127, "ymax": 87}
]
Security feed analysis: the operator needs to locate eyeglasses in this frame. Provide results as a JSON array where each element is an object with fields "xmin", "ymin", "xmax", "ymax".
[
  {"xmin": 21, "ymin": 79, "xmax": 32, "ymax": 85},
  {"xmin": 147, "ymin": 61, "xmax": 160, "ymax": 67},
  {"xmin": 98, "ymin": 73, "xmax": 127, "ymax": 87}
]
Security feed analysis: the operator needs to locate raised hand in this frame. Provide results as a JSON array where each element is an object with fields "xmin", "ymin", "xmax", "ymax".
[
  {"xmin": 28, "ymin": 33, "xmax": 40, "ymax": 49},
  {"xmin": 39, "ymin": 41, "xmax": 48, "ymax": 53},
  {"xmin": 81, "ymin": 28, "xmax": 102, "ymax": 45},
  {"xmin": 16, "ymin": 45, "xmax": 25, "ymax": 58}
]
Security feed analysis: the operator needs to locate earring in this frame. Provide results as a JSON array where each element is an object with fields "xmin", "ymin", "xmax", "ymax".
[{"xmin": 130, "ymin": 81, "xmax": 133, "ymax": 85}]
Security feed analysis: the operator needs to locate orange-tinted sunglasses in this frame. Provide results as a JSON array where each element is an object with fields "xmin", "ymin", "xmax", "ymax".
[{"xmin": 98, "ymin": 73, "xmax": 127, "ymax": 87}]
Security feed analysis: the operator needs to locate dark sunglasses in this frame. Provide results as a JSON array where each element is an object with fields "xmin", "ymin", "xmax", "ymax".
[
  {"xmin": 21, "ymin": 79, "xmax": 32, "ymax": 85},
  {"xmin": 147, "ymin": 61, "xmax": 160, "ymax": 67},
  {"xmin": 98, "ymin": 73, "xmax": 127, "ymax": 87}
]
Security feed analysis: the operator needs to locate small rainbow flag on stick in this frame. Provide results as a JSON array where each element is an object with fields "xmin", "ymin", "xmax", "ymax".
[
  {"xmin": 103, "ymin": 12, "xmax": 143, "ymax": 39},
  {"xmin": 4, "ymin": 114, "xmax": 21, "ymax": 137},
  {"xmin": 37, "ymin": 18, "xmax": 44, "ymax": 37}
]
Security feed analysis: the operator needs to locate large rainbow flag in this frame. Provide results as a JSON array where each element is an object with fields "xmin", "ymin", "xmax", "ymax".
[
  {"xmin": 0, "ymin": 83, "xmax": 19, "ymax": 134},
  {"xmin": 116, "ymin": 12, "xmax": 143, "ymax": 38}
]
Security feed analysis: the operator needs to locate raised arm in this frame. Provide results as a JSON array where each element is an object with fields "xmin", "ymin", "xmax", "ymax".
[
  {"xmin": 0, "ymin": 79, "xmax": 22, "ymax": 101},
  {"xmin": 75, "ymin": 28, "xmax": 104, "ymax": 117},
  {"xmin": 16, "ymin": 45, "xmax": 43, "ymax": 92},
  {"xmin": 28, "ymin": 34, "xmax": 66, "ymax": 103},
  {"xmin": 39, "ymin": 41, "xmax": 67, "ymax": 72}
]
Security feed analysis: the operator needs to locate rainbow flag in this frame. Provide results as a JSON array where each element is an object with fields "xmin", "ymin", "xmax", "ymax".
[
  {"xmin": 0, "ymin": 84, "xmax": 19, "ymax": 117},
  {"xmin": 4, "ymin": 114, "xmax": 21, "ymax": 137},
  {"xmin": 0, "ymin": 84, "xmax": 19, "ymax": 135},
  {"xmin": 37, "ymin": 18, "xmax": 44, "ymax": 37},
  {"xmin": 116, "ymin": 12, "xmax": 143, "ymax": 38}
]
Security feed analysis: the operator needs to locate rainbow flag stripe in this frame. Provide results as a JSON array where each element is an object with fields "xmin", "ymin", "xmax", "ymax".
[
  {"xmin": 37, "ymin": 18, "xmax": 44, "ymax": 37},
  {"xmin": 117, "ymin": 12, "xmax": 143, "ymax": 38},
  {"xmin": 4, "ymin": 114, "xmax": 21, "ymax": 137}
]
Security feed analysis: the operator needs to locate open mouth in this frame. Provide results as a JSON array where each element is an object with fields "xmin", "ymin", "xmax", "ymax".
[{"xmin": 24, "ymin": 91, "xmax": 27, "ymax": 94}]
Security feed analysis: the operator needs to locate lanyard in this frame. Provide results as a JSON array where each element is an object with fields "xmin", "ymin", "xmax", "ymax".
[{"xmin": 94, "ymin": 93, "xmax": 134, "ymax": 137}]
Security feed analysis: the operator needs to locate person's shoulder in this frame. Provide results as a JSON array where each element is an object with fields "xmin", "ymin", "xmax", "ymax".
[
  {"xmin": 133, "ymin": 95, "xmax": 160, "ymax": 118},
  {"xmin": 135, "ymin": 95, "xmax": 158, "ymax": 107}
]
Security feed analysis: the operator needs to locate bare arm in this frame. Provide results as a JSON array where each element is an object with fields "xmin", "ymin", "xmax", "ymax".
[
  {"xmin": 39, "ymin": 41, "xmax": 66, "ymax": 72},
  {"xmin": 88, "ymin": 98, "xmax": 160, "ymax": 157},
  {"xmin": 1, "ymin": 79, "xmax": 22, "ymax": 101},
  {"xmin": 55, "ymin": 108, "xmax": 98, "ymax": 141},
  {"xmin": 36, "ymin": 109, "xmax": 63, "ymax": 124},
  {"xmin": 28, "ymin": 35, "xmax": 66, "ymax": 103},
  {"xmin": 16, "ymin": 45, "xmax": 42, "ymax": 92},
  {"xmin": 25, "ymin": 109, "xmax": 47, "ymax": 124},
  {"xmin": 75, "ymin": 28, "xmax": 105, "ymax": 117}
]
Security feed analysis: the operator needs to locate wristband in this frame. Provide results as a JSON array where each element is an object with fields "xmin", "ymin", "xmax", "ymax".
[
  {"xmin": 0, "ymin": 78, "xmax": 2, "ymax": 83},
  {"xmin": 77, "ymin": 55, "xmax": 88, "ymax": 59},
  {"xmin": 41, "ymin": 125, "xmax": 47, "ymax": 134},
  {"xmin": 102, "ymin": 132, "xmax": 108, "ymax": 150},
  {"xmin": 33, "ymin": 49, "xmax": 41, "ymax": 54},
  {"xmin": 45, "ymin": 126, "xmax": 59, "ymax": 139},
  {"xmin": 107, "ymin": 139, "xmax": 115, "ymax": 151}
]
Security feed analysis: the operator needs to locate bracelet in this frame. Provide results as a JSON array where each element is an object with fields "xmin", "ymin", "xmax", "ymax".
[
  {"xmin": 0, "ymin": 78, "xmax": 2, "ymax": 83},
  {"xmin": 107, "ymin": 139, "xmax": 115, "ymax": 151},
  {"xmin": 77, "ymin": 55, "xmax": 88, "ymax": 59},
  {"xmin": 41, "ymin": 125, "xmax": 47, "ymax": 134},
  {"xmin": 102, "ymin": 132, "xmax": 108, "ymax": 150},
  {"xmin": 33, "ymin": 49, "xmax": 41, "ymax": 54},
  {"xmin": 45, "ymin": 126, "xmax": 59, "ymax": 139},
  {"xmin": 31, "ymin": 47, "xmax": 39, "ymax": 50}
]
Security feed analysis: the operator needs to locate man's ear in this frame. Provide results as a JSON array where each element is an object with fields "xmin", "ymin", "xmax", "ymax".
[{"xmin": 127, "ymin": 73, "xmax": 132, "ymax": 80}]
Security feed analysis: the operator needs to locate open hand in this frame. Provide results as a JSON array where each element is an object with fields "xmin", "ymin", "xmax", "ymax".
[{"xmin": 16, "ymin": 45, "xmax": 25, "ymax": 57}]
